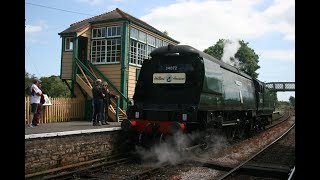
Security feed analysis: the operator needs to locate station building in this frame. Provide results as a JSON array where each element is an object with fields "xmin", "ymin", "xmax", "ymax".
[{"xmin": 58, "ymin": 8, "xmax": 179, "ymax": 121}]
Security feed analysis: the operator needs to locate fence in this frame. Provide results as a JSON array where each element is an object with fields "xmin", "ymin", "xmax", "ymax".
[{"xmin": 25, "ymin": 96, "xmax": 85, "ymax": 124}]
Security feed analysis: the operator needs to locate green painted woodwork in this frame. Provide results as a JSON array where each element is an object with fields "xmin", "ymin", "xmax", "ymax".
[
  {"xmin": 60, "ymin": 37, "xmax": 64, "ymax": 78},
  {"xmin": 71, "ymin": 36, "xmax": 78, "ymax": 97},
  {"xmin": 120, "ymin": 22, "xmax": 129, "ymax": 110},
  {"xmin": 75, "ymin": 58, "xmax": 97, "ymax": 81}
]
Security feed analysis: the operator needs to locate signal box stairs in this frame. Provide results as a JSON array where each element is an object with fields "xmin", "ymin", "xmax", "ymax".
[{"xmin": 75, "ymin": 60, "xmax": 127, "ymax": 122}]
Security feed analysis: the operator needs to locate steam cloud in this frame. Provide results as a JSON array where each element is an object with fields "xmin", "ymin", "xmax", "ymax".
[
  {"xmin": 221, "ymin": 39, "xmax": 242, "ymax": 69},
  {"xmin": 134, "ymin": 129, "xmax": 229, "ymax": 166}
]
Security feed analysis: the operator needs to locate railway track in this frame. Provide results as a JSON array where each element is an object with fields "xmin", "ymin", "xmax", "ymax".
[
  {"xmin": 25, "ymin": 153, "xmax": 132, "ymax": 180},
  {"xmin": 26, "ymin": 111, "xmax": 294, "ymax": 180},
  {"xmin": 144, "ymin": 111, "xmax": 295, "ymax": 179},
  {"xmin": 217, "ymin": 123, "xmax": 295, "ymax": 180}
]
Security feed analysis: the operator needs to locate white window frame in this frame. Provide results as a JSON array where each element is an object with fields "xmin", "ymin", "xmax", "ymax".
[
  {"xmin": 137, "ymin": 42, "xmax": 147, "ymax": 66},
  {"xmin": 65, "ymin": 37, "xmax": 73, "ymax": 51},
  {"xmin": 129, "ymin": 39, "xmax": 147, "ymax": 67},
  {"xmin": 91, "ymin": 40, "xmax": 106, "ymax": 64},
  {"xmin": 92, "ymin": 27, "xmax": 106, "ymax": 39},
  {"xmin": 107, "ymin": 26, "xmax": 121, "ymax": 38},
  {"xmin": 129, "ymin": 29, "xmax": 172, "ymax": 66},
  {"xmin": 156, "ymin": 38, "xmax": 163, "ymax": 48},
  {"xmin": 130, "ymin": 27, "xmax": 139, "ymax": 40},
  {"xmin": 105, "ymin": 39, "xmax": 121, "ymax": 63},
  {"xmin": 129, "ymin": 40, "xmax": 138, "ymax": 65},
  {"xmin": 147, "ymin": 34, "xmax": 155, "ymax": 47},
  {"xmin": 138, "ymin": 31, "xmax": 146, "ymax": 43},
  {"xmin": 91, "ymin": 38, "xmax": 121, "ymax": 64}
]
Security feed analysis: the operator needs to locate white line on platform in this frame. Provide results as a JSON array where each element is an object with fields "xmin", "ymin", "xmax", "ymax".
[{"xmin": 25, "ymin": 127, "xmax": 122, "ymax": 139}]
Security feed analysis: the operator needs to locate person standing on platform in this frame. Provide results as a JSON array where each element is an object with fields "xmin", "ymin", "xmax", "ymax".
[
  {"xmin": 92, "ymin": 79, "xmax": 104, "ymax": 126},
  {"xmin": 32, "ymin": 92, "xmax": 45, "ymax": 126},
  {"xmin": 101, "ymin": 81, "xmax": 118, "ymax": 125},
  {"xmin": 29, "ymin": 78, "xmax": 42, "ymax": 128}
]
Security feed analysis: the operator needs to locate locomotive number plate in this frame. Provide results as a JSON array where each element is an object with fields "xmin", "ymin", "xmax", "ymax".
[{"xmin": 153, "ymin": 73, "xmax": 186, "ymax": 84}]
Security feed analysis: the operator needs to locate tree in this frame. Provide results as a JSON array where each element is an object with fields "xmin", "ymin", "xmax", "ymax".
[
  {"xmin": 40, "ymin": 76, "xmax": 71, "ymax": 97},
  {"xmin": 275, "ymin": 101, "xmax": 290, "ymax": 111},
  {"xmin": 162, "ymin": 30, "xmax": 169, "ymax": 36},
  {"xmin": 25, "ymin": 70, "xmax": 36, "ymax": 95},
  {"xmin": 289, "ymin": 96, "xmax": 295, "ymax": 107},
  {"xmin": 203, "ymin": 39, "xmax": 224, "ymax": 60},
  {"xmin": 203, "ymin": 39, "xmax": 260, "ymax": 79},
  {"xmin": 25, "ymin": 71, "xmax": 71, "ymax": 97}
]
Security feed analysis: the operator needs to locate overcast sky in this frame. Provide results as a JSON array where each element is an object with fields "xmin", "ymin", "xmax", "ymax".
[{"xmin": 25, "ymin": 0, "xmax": 294, "ymax": 101}]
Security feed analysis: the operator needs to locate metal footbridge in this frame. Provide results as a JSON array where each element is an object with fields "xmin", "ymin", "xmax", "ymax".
[{"xmin": 265, "ymin": 82, "xmax": 295, "ymax": 92}]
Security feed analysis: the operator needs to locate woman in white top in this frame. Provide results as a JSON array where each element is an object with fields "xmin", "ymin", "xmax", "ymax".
[{"xmin": 29, "ymin": 78, "xmax": 42, "ymax": 127}]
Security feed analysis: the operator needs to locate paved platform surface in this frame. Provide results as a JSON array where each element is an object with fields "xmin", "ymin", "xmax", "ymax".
[{"xmin": 25, "ymin": 121, "xmax": 122, "ymax": 135}]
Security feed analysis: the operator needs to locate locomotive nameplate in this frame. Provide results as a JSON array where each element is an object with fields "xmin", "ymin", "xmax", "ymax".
[{"xmin": 153, "ymin": 73, "xmax": 186, "ymax": 84}]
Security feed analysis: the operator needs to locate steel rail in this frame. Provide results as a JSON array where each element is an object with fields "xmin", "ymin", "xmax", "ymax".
[
  {"xmin": 217, "ymin": 122, "xmax": 295, "ymax": 180},
  {"xmin": 288, "ymin": 166, "xmax": 295, "ymax": 180},
  {"xmin": 25, "ymin": 153, "xmax": 130, "ymax": 179}
]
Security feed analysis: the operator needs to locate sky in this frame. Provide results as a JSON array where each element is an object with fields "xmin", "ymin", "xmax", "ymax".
[{"xmin": 25, "ymin": 0, "xmax": 295, "ymax": 101}]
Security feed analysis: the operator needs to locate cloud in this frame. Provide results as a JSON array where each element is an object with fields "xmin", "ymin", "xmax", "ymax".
[
  {"xmin": 140, "ymin": 0, "xmax": 294, "ymax": 51},
  {"xmin": 260, "ymin": 49, "xmax": 295, "ymax": 62},
  {"xmin": 25, "ymin": 21, "xmax": 48, "ymax": 45},
  {"xmin": 25, "ymin": 25, "xmax": 43, "ymax": 33},
  {"xmin": 77, "ymin": 0, "xmax": 122, "ymax": 5},
  {"xmin": 77, "ymin": 0, "xmax": 104, "ymax": 5},
  {"xmin": 262, "ymin": 0, "xmax": 295, "ymax": 41},
  {"xmin": 25, "ymin": 21, "xmax": 48, "ymax": 33}
]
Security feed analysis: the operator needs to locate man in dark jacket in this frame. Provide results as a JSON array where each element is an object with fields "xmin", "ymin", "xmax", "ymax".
[
  {"xmin": 92, "ymin": 79, "xmax": 104, "ymax": 126},
  {"xmin": 101, "ymin": 81, "xmax": 118, "ymax": 125}
]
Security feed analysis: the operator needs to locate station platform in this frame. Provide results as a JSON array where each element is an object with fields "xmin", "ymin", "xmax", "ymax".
[
  {"xmin": 25, "ymin": 120, "xmax": 127, "ymax": 175},
  {"xmin": 25, "ymin": 121, "xmax": 122, "ymax": 138}
]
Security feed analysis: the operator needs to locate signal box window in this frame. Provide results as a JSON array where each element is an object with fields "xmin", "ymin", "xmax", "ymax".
[
  {"xmin": 92, "ymin": 27, "xmax": 106, "ymax": 39},
  {"xmin": 65, "ymin": 37, "xmax": 73, "ymax": 51}
]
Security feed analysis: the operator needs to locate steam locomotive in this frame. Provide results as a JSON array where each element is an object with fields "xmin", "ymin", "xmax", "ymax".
[{"xmin": 121, "ymin": 45, "xmax": 276, "ymax": 147}]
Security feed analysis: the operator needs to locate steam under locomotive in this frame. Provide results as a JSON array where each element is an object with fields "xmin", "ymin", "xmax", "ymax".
[{"xmin": 121, "ymin": 45, "xmax": 276, "ymax": 147}]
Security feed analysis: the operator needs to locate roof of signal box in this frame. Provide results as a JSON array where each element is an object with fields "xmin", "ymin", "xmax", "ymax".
[{"xmin": 58, "ymin": 8, "xmax": 179, "ymax": 44}]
